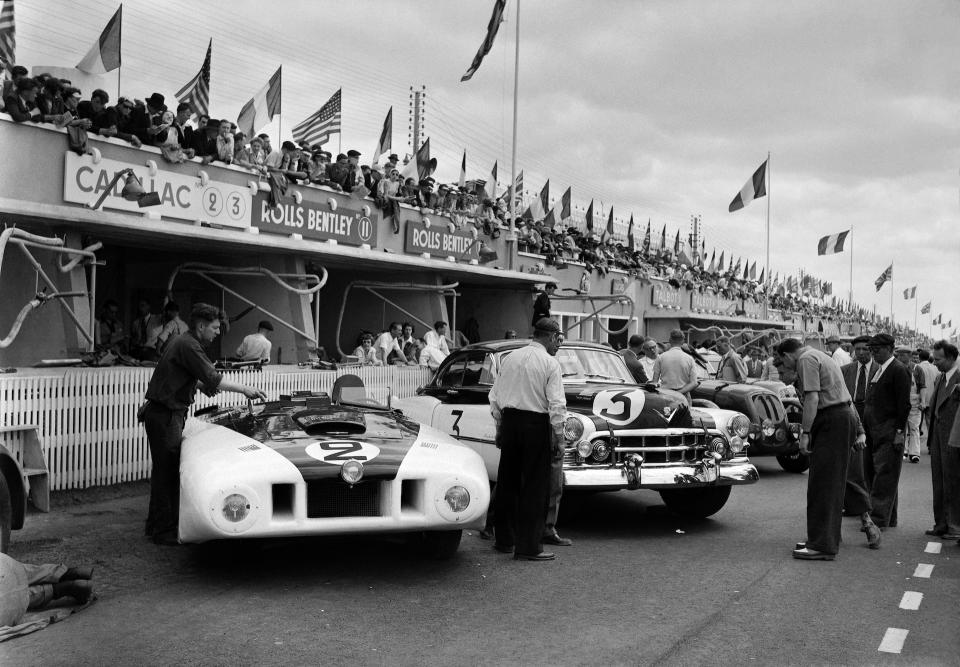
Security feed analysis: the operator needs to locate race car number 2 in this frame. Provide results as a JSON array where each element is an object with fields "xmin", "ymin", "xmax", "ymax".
[
  {"xmin": 591, "ymin": 388, "xmax": 646, "ymax": 426},
  {"xmin": 305, "ymin": 440, "xmax": 381, "ymax": 466}
]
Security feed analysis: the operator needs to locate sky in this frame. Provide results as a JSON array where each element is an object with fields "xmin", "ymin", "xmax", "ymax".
[{"xmin": 12, "ymin": 0, "xmax": 960, "ymax": 334}]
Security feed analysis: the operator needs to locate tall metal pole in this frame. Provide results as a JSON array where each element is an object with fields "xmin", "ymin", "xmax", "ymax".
[
  {"xmin": 848, "ymin": 225, "xmax": 854, "ymax": 307},
  {"xmin": 507, "ymin": 0, "xmax": 520, "ymax": 270},
  {"xmin": 914, "ymin": 292, "xmax": 918, "ymax": 340},
  {"xmin": 889, "ymin": 262, "xmax": 894, "ymax": 329},
  {"xmin": 765, "ymin": 151, "xmax": 771, "ymax": 289}
]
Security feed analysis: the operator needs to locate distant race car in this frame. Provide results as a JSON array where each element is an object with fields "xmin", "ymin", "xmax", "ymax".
[
  {"xmin": 177, "ymin": 376, "xmax": 490, "ymax": 558},
  {"xmin": 395, "ymin": 340, "xmax": 758, "ymax": 519}
]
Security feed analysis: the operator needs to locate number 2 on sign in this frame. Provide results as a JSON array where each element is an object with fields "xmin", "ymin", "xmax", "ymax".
[{"xmin": 450, "ymin": 409, "xmax": 464, "ymax": 437}]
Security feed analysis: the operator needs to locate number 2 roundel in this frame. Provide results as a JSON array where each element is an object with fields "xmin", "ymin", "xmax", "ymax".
[
  {"xmin": 305, "ymin": 440, "xmax": 381, "ymax": 466},
  {"xmin": 591, "ymin": 389, "xmax": 646, "ymax": 426}
]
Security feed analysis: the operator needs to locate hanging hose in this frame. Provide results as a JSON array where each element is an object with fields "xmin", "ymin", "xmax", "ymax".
[
  {"xmin": 550, "ymin": 290, "xmax": 636, "ymax": 336},
  {"xmin": 166, "ymin": 262, "xmax": 327, "ymax": 299},
  {"xmin": 0, "ymin": 293, "xmax": 52, "ymax": 348}
]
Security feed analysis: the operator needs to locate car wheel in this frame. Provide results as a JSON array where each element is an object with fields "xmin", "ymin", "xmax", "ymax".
[
  {"xmin": 418, "ymin": 529, "xmax": 462, "ymax": 559},
  {"xmin": 659, "ymin": 486, "xmax": 732, "ymax": 519},
  {"xmin": 0, "ymin": 473, "xmax": 12, "ymax": 554},
  {"xmin": 777, "ymin": 452, "xmax": 810, "ymax": 473}
]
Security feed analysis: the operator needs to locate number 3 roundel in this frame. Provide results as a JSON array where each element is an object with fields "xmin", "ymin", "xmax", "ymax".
[
  {"xmin": 591, "ymin": 389, "xmax": 646, "ymax": 426},
  {"xmin": 305, "ymin": 440, "xmax": 381, "ymax": 466}
]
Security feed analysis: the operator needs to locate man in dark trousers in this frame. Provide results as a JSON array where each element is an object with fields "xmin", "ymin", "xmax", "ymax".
[
  {"xmin": 862, "ymin": 332, "xmax": 911, "ymax": 530},
  {"xmin": 141, "ymin": 303, "xmax": 265, "ymax": 545},
  {"xmin": 839, "ymin": 336, "xmax": 881, "ymax": 546},
  {"xmin": 489, "ymin": 318, "xmax": 566, "ymax": 561},
  {"xmin": 925, "ymin": 340, "xmax": 960, "ymax": 540},
  {"xmin": 532, "ymin": 282, "xmax": 557, "ymax": 326},
  {"xmin": 778, "ymin": 338, "xmax": 866, "ymax": 560}
]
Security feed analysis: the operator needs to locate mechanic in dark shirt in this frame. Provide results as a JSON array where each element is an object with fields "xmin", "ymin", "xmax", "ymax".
[
  {"xmin": 141, "ymin": 303, "xmax": 265, "ymax": 545},
  {"xmin": 532, "ymin": 282, "xmax": 556, "ymax": 326}
]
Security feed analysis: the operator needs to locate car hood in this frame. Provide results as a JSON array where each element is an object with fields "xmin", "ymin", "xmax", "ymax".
[{"xmin": 564, "ymin": 382, "xmax": 695, "ymax": 429}]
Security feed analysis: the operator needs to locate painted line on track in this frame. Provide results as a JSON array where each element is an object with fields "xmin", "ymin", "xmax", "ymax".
[
  {"xmin": 913, "ymin": 563, "xmax": 934, "ymax": 578},
  {"xmin": 924, "ymin": 541, "xmax": 942, "ymax": 554},
  {"xmin": 878, "ymin": 628, "xmax": 909, "ymax": 654},
  {"xmin": 898, "ymin": 591, "xmax": 923, "ymax": 610}
]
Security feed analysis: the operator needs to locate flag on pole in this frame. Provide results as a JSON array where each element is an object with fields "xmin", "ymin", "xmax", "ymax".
[
  {"xmin": 291, "ymin": 86, "xmax": 342, "ymax": 148},
  {"xmin": 559, "ymin": 186, "xmax": 571, "ymax": 220},
  {"xmin": 458, "ymin": 150, "xmax": 466, "ymax": 188},
  {"xmin": 372, "ymin": 106, "xmax": 392, "ymax": 165},
  {"xmin": 673, "ymin": 230, "xmax": 680, "ymax": 254},
  {"xmin": 934, "ymin": 314, "xmax": 942, "ymax": 325},
  {"xmin": 484, "ymin": 161, "xmax": 498, "ymax": 199},
  {"xmin": 817, "ymin": 230, "xmax": 850, "ymax": 255},
  {"xmin": 460, "ymin": 0, "xmax": 507, "ymax": 82},
  {"xmin": 175, "ymin": 39, "xmax": 211, "ymax": 120},
  {"xmin": 659, "ymin": 224, "xmax": 666, "ymax": 250},
  {"xmin": 707, "ymin": 250, "xmax": 716, "ymax": 274},
  {"xmin": 749, "ymin": 261, "xmax": 757, "ymax": 281},
  {"xmin": 718, "ymin": 251, "xmax": 725, "ymax": 273},
  {"xmin": 759, "ymin": 268, "xmax": 765, "ymax": 284},
  {"xmin": 642, "ymin": 220, "xmax": 651, "ymax": 254},
  {"xmin": 401, "ymin": 137, "xmax": 436, "ymax": 181},
  {"xmin": 903, "ymin": 286, "xmax": 916, "ymax": 299},
  {"xmin": 524, "ymin": 179, "xmax": 549, "ymax": 220},
  {"xmin": 237, "ymin": 67, "xmax": 282, "ymax": 140},
  {"xmin": 627, "ymin": 215, "xmax": 635, "ymax": 252},
  {"xmin": 874, "ymin": 264, "xmax": 892, "ymax": 292},
  {"xmin": 728, "ymin": 158, "xmax": 768, "ymax": 212},
  {"xmin": 603, "ymin": 207, "xmax": 614, "ymax": 240},
  {"xmin": 0, "ymin": 0, "xmax": 15, "ymax": 68},
  {"xmin": 503, "ymin": 170, "xmax": 523, "ymax": 207},
  {"xmin": 543, "ymin": 208, "xmax": 557, "ymax": 230},
  {"xmin": 585, "ymin": 200, "xmax": 594, "ymax": 232},
  {"xmin": 921, "ymin": 301, "xmax": 931, "ymax": 314},
  {"xmin": 76, "ymin": 4, "xmax": 122, "ymax": 74}
]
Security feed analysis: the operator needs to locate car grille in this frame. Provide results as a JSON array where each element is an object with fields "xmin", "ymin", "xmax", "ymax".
[
  {"xmin": 306, "ymin": 481, "xmax": 381, "ymax": 518},
  {"xmin": 751, "ymin": 394, "xmax": 785, "ymax": 422},
  {"xmin": 565, "ymin": 432, "xmax": 711, "ymax": 466}
]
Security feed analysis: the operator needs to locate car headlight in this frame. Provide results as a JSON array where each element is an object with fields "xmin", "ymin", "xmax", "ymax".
[
  {"xmin": 775, "ymin": 427, "xmax": 787, "ymax": 442},
  {"xmin": 727, "ymin": 414, "xmax": 751, "ymax": 438},
  {"xmin": 761, "ymin": 419, "xmax": 776, "ymax": 437},
  {"xmin": 222, "ymin": 493, "xmax": 250, "ymax": 523},
  {"xmin": 591, "ymin": 440, "xmax": 611, "ymax": 462},
  {"xmin": 563, "ymin": 414, "xmax": 585, "ymax": 443},
  {"xmin": 729, "ymin": 435, "xmax": 746, "ymax": 455},
  {"xmin": 341, "ymin": 460, "xmax": 364, "ymax": 484},
  {"xmin": 709, "ymin": 436, "xmax": 728, "ymax": 458},
  {"xmin": 576, "ymin": 440, "xmax": 594, "ymax": 458},
  {"xmin": 444, "ymin": 485, "xmax": 470, "ymax": 512}
]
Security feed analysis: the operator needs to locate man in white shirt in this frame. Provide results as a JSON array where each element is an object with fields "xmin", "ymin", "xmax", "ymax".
[
  {"xmin": 489, "ymin": 318, "xmax": 566, "ymax": 562},
  {"xmin": 375, "ymin": 322, "xmax": 409, "ymax": 365},
  {"xmin": 826, "ymin": 334, "xmax": 852, "ymax": 367},
  {"xmin": 235, "ymin": 320, "xmax": 273, "ymax": 363},
  {"xmin": 639, "ymin": 338, "xmax": 661, "ymax": 383},
  {"xmin": 658, "ymin": 329, "xmax": 699, "ymax": 405},
  {"xmin": 423, "ymin": 321, "xmax": 451, "ymax": 358}
]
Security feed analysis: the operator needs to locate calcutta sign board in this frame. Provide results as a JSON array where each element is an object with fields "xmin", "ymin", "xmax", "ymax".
[
  {"xmin": 253, "ymin": 193, "xmax": 378, "ymax": 247},
  {"xmin": 63, "ymin": 153, "xmax": 251, "ymax": 229},
  {"xmin": 404, "ymin": 220, "xmax": 479, "ymax": 261}
]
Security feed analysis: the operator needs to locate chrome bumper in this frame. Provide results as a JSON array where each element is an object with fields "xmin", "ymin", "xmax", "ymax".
[{"xmin": 562, "ymin": 457, "xmax": 759, "ymax": 490}]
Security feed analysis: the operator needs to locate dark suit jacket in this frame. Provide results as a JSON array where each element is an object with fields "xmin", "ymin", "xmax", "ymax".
[
  {"xmin": 532, "ymin": 292, "xmax": 551, "ymax": 326},
  {"xmin": 863, "ymin": 358, "xmax": 911, "ymax": 430},
  {"xmin": 3, "ymin": 94, "xmax": 38, "ymax": 123},
  {"xmin": 929, "ymin": 369, "xmax": 960, "ymax": 450},
  {"xmin": 841, "ymin": 360, "xmax": 876, "ymax": 403}
]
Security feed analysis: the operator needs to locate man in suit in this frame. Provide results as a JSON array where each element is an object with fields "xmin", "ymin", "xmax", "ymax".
[
  {"xmin": 862, "ymin": 333, "xmax": 911, "ymax": 529},
  {"xmin": 839, "ymin": 335, "xmax": 880, "ymax": 546},
  {"xmin": 715, "ymin": 336, "xmax": 748, "ymax": 382},
  {"xmin": 925, "ymin": 340, "xmax": 960, "ymax": 540},
  {"xmin": 745, "ymin": 346, "xmax": 765, "ymax": 379},
  {"xmin": 532, "ymin": 283, "xmax": 556, "ymax": 326}
]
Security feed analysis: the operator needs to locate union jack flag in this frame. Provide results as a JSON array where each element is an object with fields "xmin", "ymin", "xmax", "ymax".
[{"xmin": 874, "ymin": 264, "xmax": 892, "ymax": 292}]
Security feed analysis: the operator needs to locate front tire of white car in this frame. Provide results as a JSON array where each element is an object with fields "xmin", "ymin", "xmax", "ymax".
[
  {"xmin": 417, "ymin": 529, "xmax": 463, "ymax": 559},
  {"xmin": 659, "ymin": 486, "xmax": 732, "ymax": 519}
]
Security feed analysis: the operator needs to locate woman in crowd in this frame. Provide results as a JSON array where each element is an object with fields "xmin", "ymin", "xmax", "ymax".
[
  {"xmin": 352, "ymin": 332, "xmax": 382, "ymax": 366},
  {"xmin": 376, "ymin": 166, "xmax": 404, "ymax": 232},
  {"xmin": 236, "ymin": 135, "xmax": 268, "ymax": 175}
]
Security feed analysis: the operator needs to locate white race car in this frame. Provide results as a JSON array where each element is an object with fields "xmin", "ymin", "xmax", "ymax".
[{"xmin": 177, "ymin": 376, "xmax": 490, "ymax": 558}]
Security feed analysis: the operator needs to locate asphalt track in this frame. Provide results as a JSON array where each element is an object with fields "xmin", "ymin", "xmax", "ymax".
[{"xmin": 2, "ymin": 456, "xmax": 958, "ymax": 666}]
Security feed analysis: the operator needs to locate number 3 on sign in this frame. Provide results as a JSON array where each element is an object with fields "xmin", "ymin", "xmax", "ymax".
[{"xmin": 591, "ymin": 388, "xmax": 646, "ymax": 426}]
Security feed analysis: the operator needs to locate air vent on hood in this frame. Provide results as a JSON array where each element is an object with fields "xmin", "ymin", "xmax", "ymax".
[{"xmin": 292, "ymin": 407, "xmax": 367, "ymax": 435}]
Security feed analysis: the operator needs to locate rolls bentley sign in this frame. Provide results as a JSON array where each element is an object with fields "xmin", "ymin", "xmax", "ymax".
[
  {"xmin": 252, "ymin": 194, "xmax": 378, "ymax": 247},
  {"xmin": 404, "ymin": 220, "xmax": 479, "ymax": 261}
]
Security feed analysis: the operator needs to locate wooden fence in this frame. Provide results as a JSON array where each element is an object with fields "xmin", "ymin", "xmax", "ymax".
[{"xmin": 0, "ymin": 365, "xmax": 434, "ymax": 491}]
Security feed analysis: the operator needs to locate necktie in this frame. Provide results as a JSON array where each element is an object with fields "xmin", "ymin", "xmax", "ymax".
[{"xmin": 854, "ymin": 364, "xmax": 866, "ymax": 403}]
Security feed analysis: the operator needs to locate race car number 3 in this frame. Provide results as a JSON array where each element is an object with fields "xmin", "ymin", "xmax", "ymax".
[
  {"xmin": 591, "ymin": 388, "xmax": 646, "ymax": 426},
  {"xmin": 305, "ymin": 440, "xmax": 381, "ymax": 465}
]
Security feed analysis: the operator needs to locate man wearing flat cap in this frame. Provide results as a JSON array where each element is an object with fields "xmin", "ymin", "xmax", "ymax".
[
  {"xmin": 236, "ymin": 320, "xmax": 274, "ymax": 364},
  {"xmin": 489, "ymin": 318, "xmax": 566, "ymax": 561},
  {"xmin": 826, "ymin": 334, "xmax": 852, "ymax": 367},
  {"xmin": 862, "ymin": 332, "xmax": 911, "ymax": 529}
]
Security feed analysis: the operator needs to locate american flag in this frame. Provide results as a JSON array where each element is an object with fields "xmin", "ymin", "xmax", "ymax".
[
  {"xmin": 293, "ymin": 88, "xmax": 341, "ymax": 147},
  {"xmin": 175, "ymin": 39, "xmax": 211, "ymax": 120},
  {"xmin": 0, "ymin": 0, "xmax": 15, "ymax": 68}
]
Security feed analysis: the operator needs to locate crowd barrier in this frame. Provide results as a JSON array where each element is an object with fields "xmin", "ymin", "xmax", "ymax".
[{"xmin": 0, "ymin": 365, "xmax": 434, "ymax": 491}]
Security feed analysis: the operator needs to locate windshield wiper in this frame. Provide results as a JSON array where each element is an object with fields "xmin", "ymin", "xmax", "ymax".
[{"xmin": 583, "ymin": 373, "xmax": 625, "ymax": 383}]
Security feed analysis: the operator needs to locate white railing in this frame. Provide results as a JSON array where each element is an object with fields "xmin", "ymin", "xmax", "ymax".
[{"xmin": 0, "ymin": 365, "xmax": 434, "ymax": 491}]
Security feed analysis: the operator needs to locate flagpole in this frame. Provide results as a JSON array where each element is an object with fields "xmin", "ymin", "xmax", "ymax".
[
  {"xmin": 848, "ymin": 225, "xmax": 854, "ymax": 307},
  {"xmin": 889, "ymin": 261, "xmax": 894, "ymax": 328},
  {"xmin": 507, "ymin": 0, "xmax": 520, "ymax": 270},
  {"xmin": 117, "ymin": 67, "xmax": 121, "ymax": 101},
  {"xmin": 765, "ymin": 151, "xmax": 771, "ymax": 291},
  {"xmin": 914, "ymin": 292, "xmax": 918, "ymax": 339}
]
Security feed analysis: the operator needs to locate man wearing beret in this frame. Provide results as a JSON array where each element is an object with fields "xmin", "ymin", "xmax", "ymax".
[{"xmin": 862, "ymin": 333, "xmax": 911, "ymax": 529}]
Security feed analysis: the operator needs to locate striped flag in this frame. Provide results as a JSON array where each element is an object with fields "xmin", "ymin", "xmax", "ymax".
[
  {"xmin": 874, "ymin": 264, "xmax": 892, "ymax": 292},
  {"xmin": 627, "ymin": 215, "xmax": 635, "ymax": 252},
  {"xmin": 559, "ymin": 186, "xmax": 571, "ymax": 220},
  {"xmin": 584, "ymin": 200, "xmax": 594, "ymax": 232},
  {"xmin": 934, "ymin": 314, "xmax": 942, "ymax": 325},
  {"xmin": 77, "ymin": 5, "xmax": 122, "ymax": 74},
  {"xmin": 175, "ymin": 39, "xmax": 211, "ymax": 120},
  {"xmin": 0, "ymin": 0, "xmax": 15, "ymax": 68},
  {"xmin": 458, "ymin": 150, "xmax": 466, "ymax": 188},
  {"xmin": 921, "ymin": 301, "xmax": 931, "ymax": 314},
  {"xmin": 728, "ymin": 158, "xmax": 768, "ymax": 212},
  {"xmin": 401, "ymin": 137, "xmax": 436, "ymax": 181},
  {"xmin": 461, "ymin": 0, "xmax": 507, "ymax": 82},
  {"xmin": 542, "ymin": 207, "xmax": 557, "ymax": 230},
  {"xmin": 291, "ymin": 86, "xmax": 342, "ymax": 148},
  {"xmin": 484, "ymin": 161, "xmax": 498, "ymax": 199},
  {"xmin": 817, "ymin": 230, "xmax": 850, "ymax": 255},
  {"xmin": 237, "ymin": 67, "xmax": 282, "ymax": 140},
  {"xmin": 903, "ymin": 285, "xmax": 916, "ymax": 299},
  {"xmin": 525, "ymin": 179, "xmax": 549, "ymax": 220},
  {"xmin": 372, "ymin": 106, "xmax": 392, "ymax": 165}
]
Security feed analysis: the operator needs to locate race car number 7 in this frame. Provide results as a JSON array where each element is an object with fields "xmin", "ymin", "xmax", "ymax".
[{"xmin": 450, "ymin": 410, "xmax": 464, "ymax": 437}]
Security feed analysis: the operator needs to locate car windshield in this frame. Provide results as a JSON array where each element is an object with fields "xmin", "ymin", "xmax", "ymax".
[{"xmin": 555, "ymin": 347, "xmax": 634, "ymax": 383}]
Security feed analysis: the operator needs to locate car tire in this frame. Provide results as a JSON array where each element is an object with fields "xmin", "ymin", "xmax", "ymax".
[
  {"xmin": 0, "ymin": 473, "xmax": 12, "ymax": 554},
  {"xmin": 659, "ymin": 486, "xmax": 732, "ymax": 519},
  {"xmin": 776, "ymin": 452, "xmax": 810, "ymax": 473},
  {"xmin": 418, "ymin": 529, "xmax": 462, "ymax": 559}
]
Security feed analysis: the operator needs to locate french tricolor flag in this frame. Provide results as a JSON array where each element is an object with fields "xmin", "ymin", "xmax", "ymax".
[
  {"xmin": 817, "ymin": 230, "xmax": 850, "ymax": 255},
  {"xmin": 728, "ymin": 159, "xmax": 768, "ymax": 212},
  {"xmin": 76, "ymin": 5, "xmax": 122, "ymax": 74}
]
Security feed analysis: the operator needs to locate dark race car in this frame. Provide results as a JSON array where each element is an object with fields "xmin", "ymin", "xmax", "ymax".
[{"xmin": 396, "ymin": 340, "xmax": 758, "ymax": 519}]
